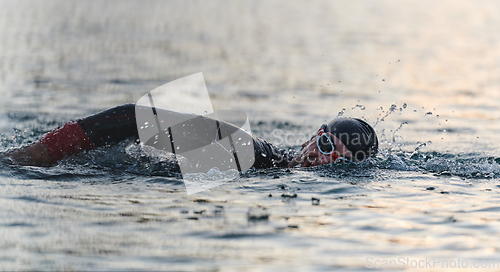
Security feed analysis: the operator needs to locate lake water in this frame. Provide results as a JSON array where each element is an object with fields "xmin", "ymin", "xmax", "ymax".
[{"xmin": 2, "ymin": 0, "xmax": 500, "ymax": 271}]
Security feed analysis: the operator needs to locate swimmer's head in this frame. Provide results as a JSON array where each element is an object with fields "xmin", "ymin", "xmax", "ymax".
[
  {"xmin": 325, "ymin": 117, "xmax": 378, "ymax": 162},
  {"xmin": 288, "ymin": 117, "xmax": 378, "ymax": 168}
]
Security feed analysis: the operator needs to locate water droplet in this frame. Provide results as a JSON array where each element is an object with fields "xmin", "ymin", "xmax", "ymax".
[
  {"xmin": 403, "ymin": 103, "xmax": 407, "ymax": 108},
  {"xmin": 382, "ymin": 79, "xmax": 385, "ymax": 81},
  {"xmin": 261, "ymin": 153, "xmax": 267, "ymax": 157},
  {"xmin": 337, "ymin": 108, "xmax": 346, "ymax": 117},
  {"xmin": 352, "ymin": 104, "xmax": 365, "ymax": 110},
  {"xmin": 144, "ymin": 122, "xmax": 149, "ymax": 125},
  {"xmin": 425, "ymin": 112, "xmax": 433, "ymax": 116}
]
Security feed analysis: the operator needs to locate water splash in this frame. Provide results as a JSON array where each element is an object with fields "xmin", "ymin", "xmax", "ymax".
[
  {"xmin": 337, "ymin": 108, "xmax": 346, "ymax": 118},
  {"xmin": 376, "ymin": 150, "xmax": 500, "ymax": 179},
  {"xmin": 374, "ymin": 104, "xmax": 398, "ymax": 127}
]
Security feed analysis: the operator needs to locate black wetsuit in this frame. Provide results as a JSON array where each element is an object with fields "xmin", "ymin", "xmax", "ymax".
[{"xmin": 76, "ymin": 104, "xmax": 293, "ymax": 169}]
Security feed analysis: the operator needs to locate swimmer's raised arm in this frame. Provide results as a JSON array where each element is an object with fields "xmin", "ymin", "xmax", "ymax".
[
  {"xmin": 4, "ymin": 104, "xmax": 292, "ymax": 168},
  {"xmin": 7, "ymin": 104, "xmax": 138, "ymax": 166}
]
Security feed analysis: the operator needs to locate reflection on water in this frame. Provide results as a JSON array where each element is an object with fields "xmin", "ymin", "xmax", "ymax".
[{"xmin": 1, "ymin": 0, "xmax": 500, "ymax": 270}]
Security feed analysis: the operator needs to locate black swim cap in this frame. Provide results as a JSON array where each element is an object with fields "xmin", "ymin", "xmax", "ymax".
[{"xmin": 325, "ymin": 118, "xmax": 378, "ymax": 162}]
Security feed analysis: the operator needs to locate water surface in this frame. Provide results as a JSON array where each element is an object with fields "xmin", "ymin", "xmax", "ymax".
[{"xmin": 1, "ymin": 1, "xmax": 500, "ymax": 271}]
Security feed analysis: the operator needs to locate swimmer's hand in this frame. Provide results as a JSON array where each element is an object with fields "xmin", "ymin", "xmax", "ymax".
[{"xmin": 6, "ymin": 142, "xmax": 53, "ymax": 167}]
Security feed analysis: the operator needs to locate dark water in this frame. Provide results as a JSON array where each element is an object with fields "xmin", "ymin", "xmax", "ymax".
[{"xmin": 2, "ymin": 1, "xmax": 500, "ymax": 271}]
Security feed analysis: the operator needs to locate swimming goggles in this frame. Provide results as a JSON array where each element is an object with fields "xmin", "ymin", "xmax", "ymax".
[
  {"xmin": 316, "ymin": 124, "xmax": 351, "ymax": 163},
  {"xmin": 317, "ymin": 124, "xmax": 336, "ymax": 155}
]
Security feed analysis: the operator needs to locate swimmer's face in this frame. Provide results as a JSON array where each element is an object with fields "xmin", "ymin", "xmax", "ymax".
[{"xmin": 288, "ymin": 132, "xmax": 353, "ymax": 168}]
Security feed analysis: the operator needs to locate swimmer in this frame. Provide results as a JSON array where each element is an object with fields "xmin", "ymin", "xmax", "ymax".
[{"xmin": 5, "ymin": 104, "xmax": 378, "ymax": 169}]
